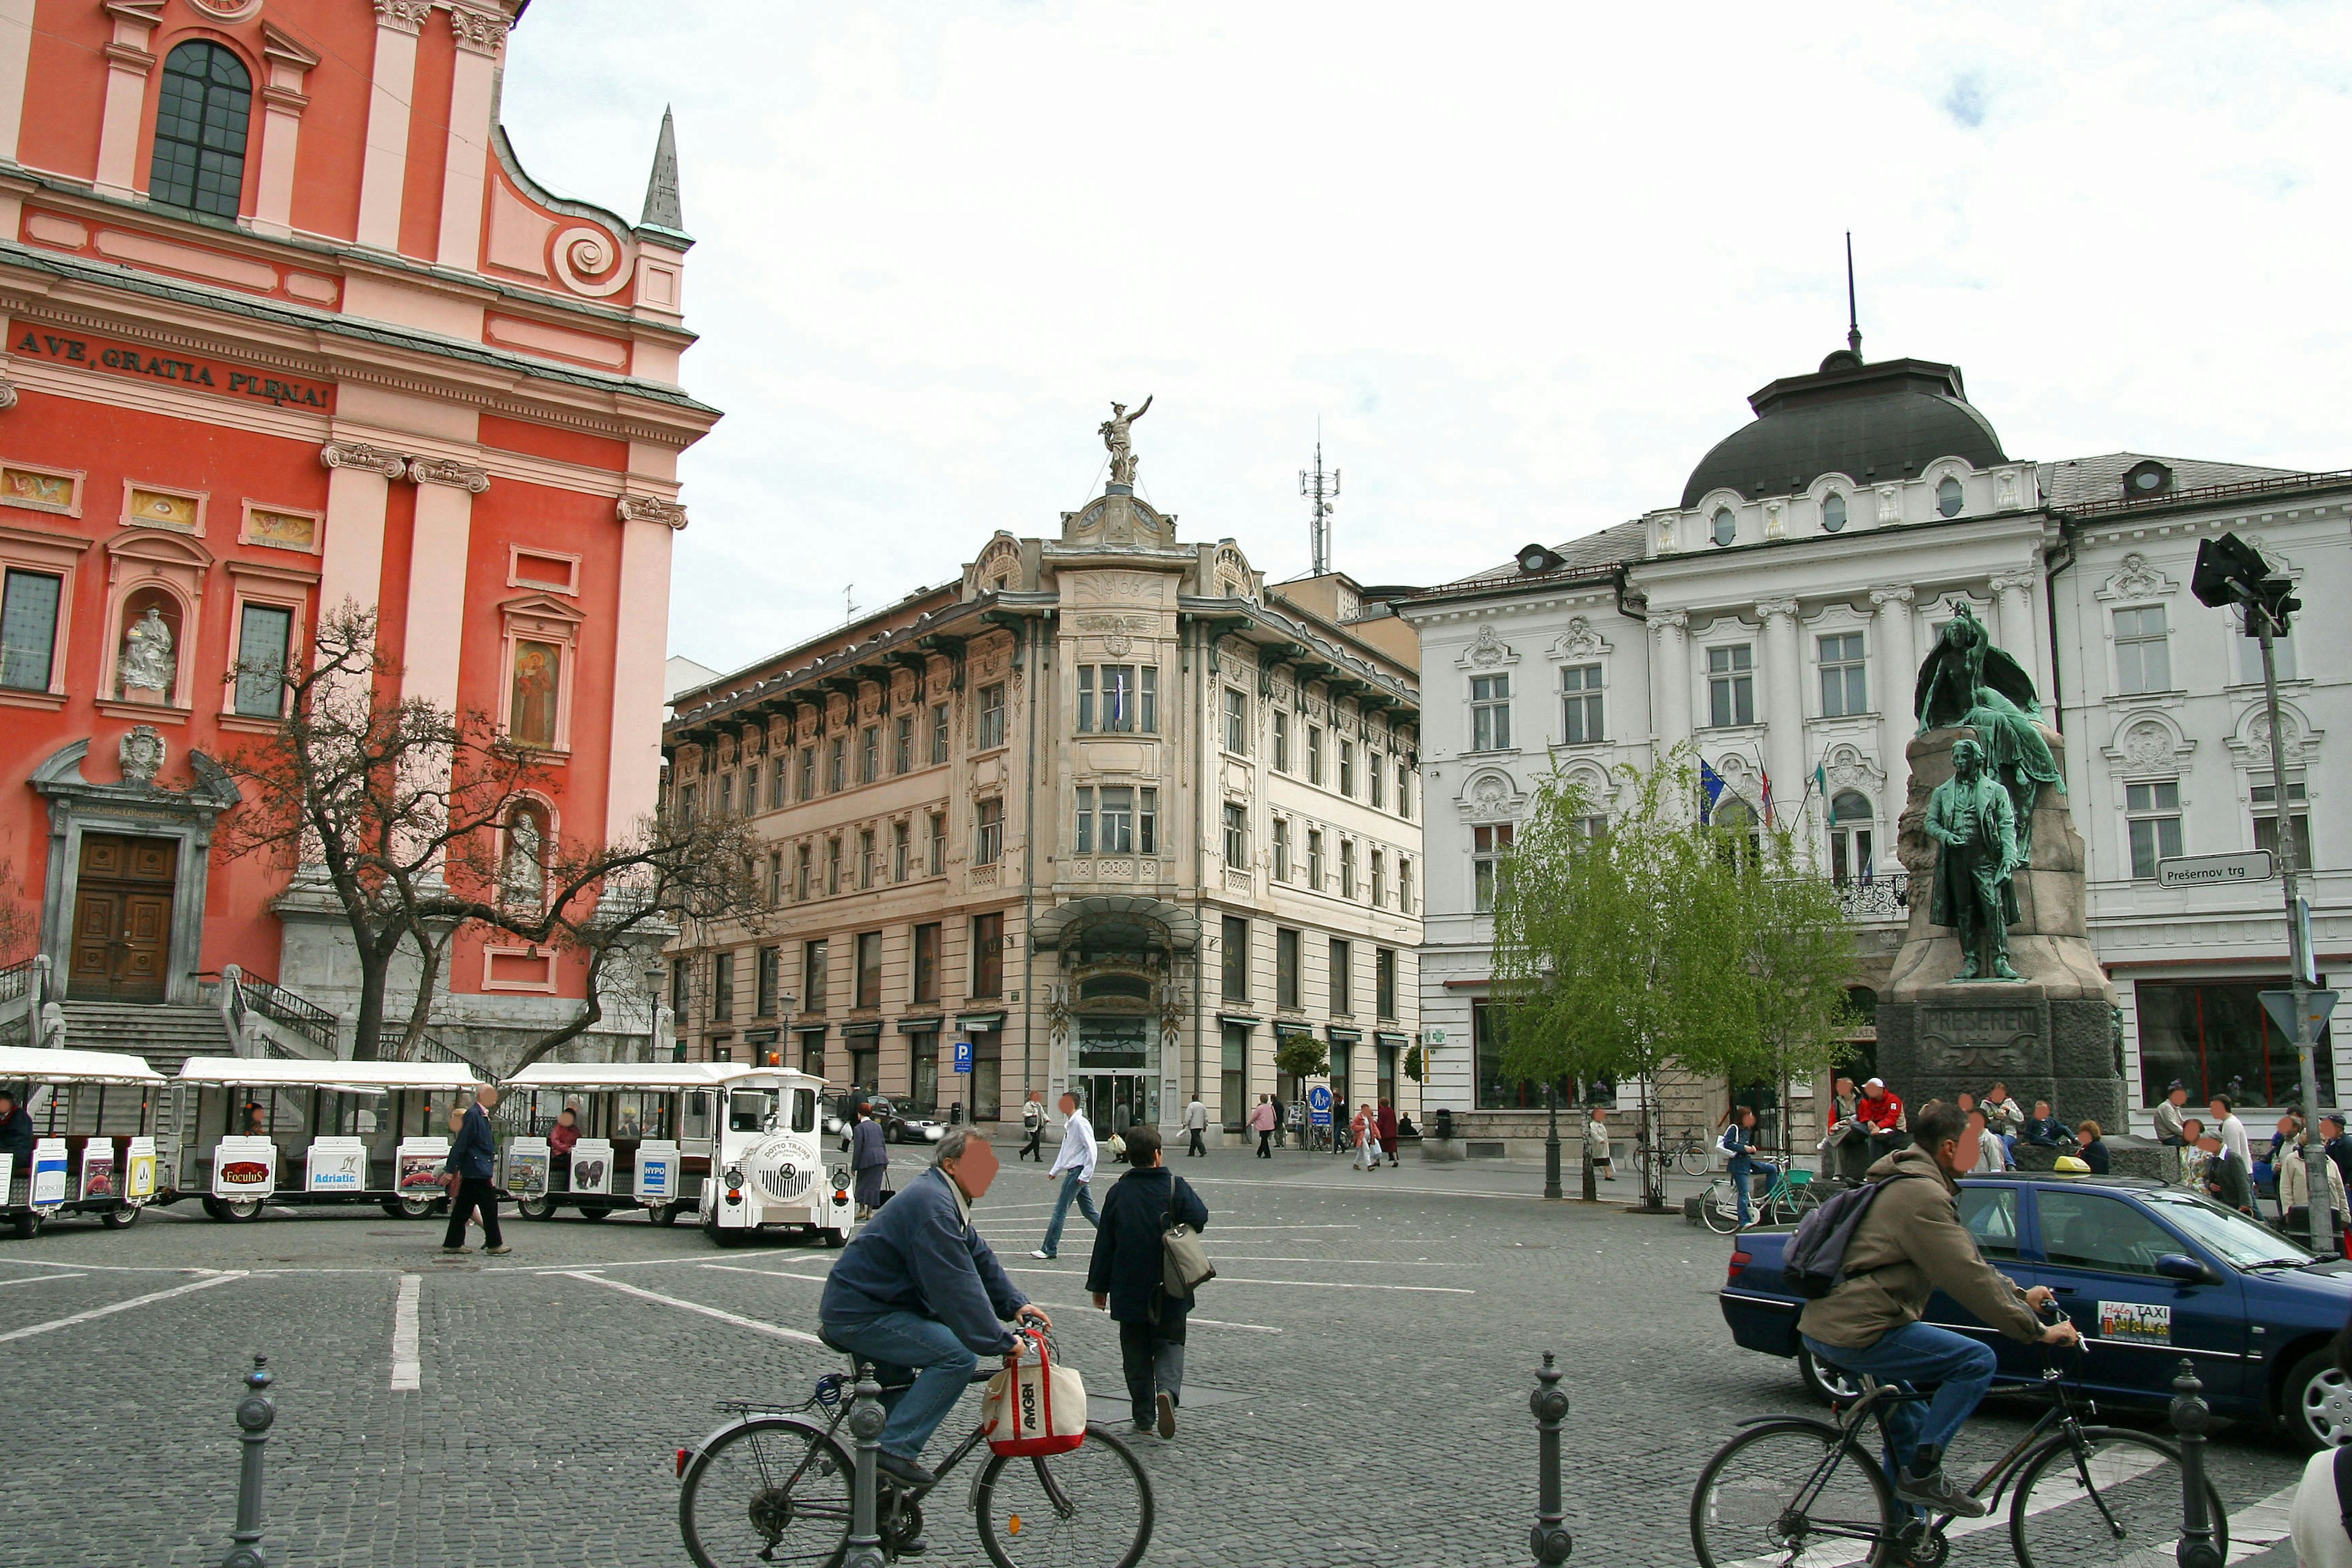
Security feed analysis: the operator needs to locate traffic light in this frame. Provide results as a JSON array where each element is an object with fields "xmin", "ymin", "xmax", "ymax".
[{"xmin": 2192, "ymin": 532, "xmax": 2301, "ymax": 634}]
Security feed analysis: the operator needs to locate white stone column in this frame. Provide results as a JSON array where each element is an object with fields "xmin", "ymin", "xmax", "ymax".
[
  {"xmin": 1870, "ymin": 586, "xmax": 1917, "ymax": 818},
  {"xmin": 1992, "ymin": 570, "xmax": 2041, "ymax": 695},
  {"xmin": 92, "ymin": 1, "xmax": 161, "ymax": 199},
  {"xmin": 1650, "ymin": 609, "xmax": 1691, "ymax": 756},
  {"xmin": 1757, "ymin": 598, "xmax": 1807, "ymax": 827},
  {"xmin": 608, "ymin": 497, "xmax": 687, "ymax": 843},
  {"xmin": 316, "ymin": 442, "xmax": 407, "ymax": 627},
  {"xmin": 356, "ymin": 0, "xmax": 431, "ymax": 251},
  {"xmin": 437, "ymin": 7, "xmax": 508, "ymax": 268},
  {"xmin": 400, "ymin": 459, "xmax": 488, "ymax": 713}
]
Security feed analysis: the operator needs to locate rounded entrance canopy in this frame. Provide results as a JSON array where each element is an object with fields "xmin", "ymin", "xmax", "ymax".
[{"xmin": 1031, "ymin": 895, "xmax": 1200, "ymax": 958}]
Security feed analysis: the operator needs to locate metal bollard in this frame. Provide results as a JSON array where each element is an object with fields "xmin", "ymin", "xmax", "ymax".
[
  {"xmin": 1528, "ymin": 1353, "xmax": 1574, "ymax": 1565},
  {"xmin": 2170, "ymin": 1359, "xmax": 2223, "ymax": 1568},
  {"xmin": 220, "ymin": 1355, "xmax": 275, "ymax": 1568},
  {"xmin": 842, "ymin": 1361, "xmax": 889, "ymax": 1568}
]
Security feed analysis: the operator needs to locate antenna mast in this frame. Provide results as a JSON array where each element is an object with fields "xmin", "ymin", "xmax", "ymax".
[
  {"xmin": 1299, "ymin": 439, "xmax": 1340, "ymax": 576},
  {"xmin": 1844, "ymin": 232, "xmax": 1863, "ymax": 359}
]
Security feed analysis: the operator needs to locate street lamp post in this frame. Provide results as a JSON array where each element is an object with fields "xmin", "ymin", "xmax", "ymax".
[
  {"xmin": 2194, "ymin": 534, "xmax": 2325, "ymax": 1255},
  {"xmin": 1544, "ymin": 1080, "xmax": 1562, "ymax": 1200}
]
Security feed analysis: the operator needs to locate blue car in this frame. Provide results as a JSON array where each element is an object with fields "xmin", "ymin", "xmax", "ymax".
[{"xmin": 1717, "ymin": 1172, "xmax": 2352, "ymax": 1450}]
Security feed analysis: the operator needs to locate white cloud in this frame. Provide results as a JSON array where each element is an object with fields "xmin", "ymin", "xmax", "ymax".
[{"xmin": 497, "ymin": 0, "xmax": 2352, "ymax": 674}]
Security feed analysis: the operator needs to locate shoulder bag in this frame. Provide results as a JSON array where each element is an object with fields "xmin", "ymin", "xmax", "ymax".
[{"xmin": 1162, "ymin": 1179, "xmax": 1215, "ymax": 1298}]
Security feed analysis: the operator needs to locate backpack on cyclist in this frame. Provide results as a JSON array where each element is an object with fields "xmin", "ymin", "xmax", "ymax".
[{"xmin": 1782, "ymin": 1178, "xmax": 1891, "ymax": 1300}]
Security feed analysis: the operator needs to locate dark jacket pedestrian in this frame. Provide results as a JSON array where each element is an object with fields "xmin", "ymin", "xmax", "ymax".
[
  {"xmin": 2326, "ymin": 1127, "xmax": 2352, "ymax": 1198},
  {"xmin": 2024, "ymin": 1111, "xmax": 2069, "ymax": 1147},
  {"xmin": 1085, "ymin": 1126, "xmax": 1207, "ymax": 1438},
  {"xmin": 0, "ymin": 1095, "xmax": 33, "ymax": 1165},
  {"xmin": 441, "ymin": 1092, "xmax": 507, "ymax": 1253},
  {"xmin": 1376, "ymin": 1101, "xmax": 1400, "ymax": 1166},
  {"xmin": 851, "ymin": 1109, "xmax": 889, "ymax": 1214},
  {"xmin": 2203, "ymin": 1140, "xmax": 2255, "ymax": 1213}
]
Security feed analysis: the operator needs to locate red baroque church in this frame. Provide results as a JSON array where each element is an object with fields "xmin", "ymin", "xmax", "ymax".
[{"xmin": 0, "ymin": 0, "xmax": 715, "ymax": 1063}]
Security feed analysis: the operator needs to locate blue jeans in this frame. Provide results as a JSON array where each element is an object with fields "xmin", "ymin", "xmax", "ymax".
[
  {"xmin": 1039, "ymin": 1169, "xmax": 1098, "ymax": 1256},
  {"xmin": 823, "ymin": 1310, "xmax": 980, "ymax": 1461},
  {"xmin": 1802, "ymin": 1321, "xmax": 1997, "ymax": 1477},
  {"xmin": 1728, "ymin": 1154, "xmax": 1777, "ymax": 1225}
]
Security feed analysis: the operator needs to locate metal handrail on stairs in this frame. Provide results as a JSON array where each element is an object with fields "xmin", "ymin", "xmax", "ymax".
[
  {"xmin": 0, "ymin": 954, "xmax": 58, "ymax": 1046},
  {"xmin": 208, "ymin": 966, "xmax": 341, "ymax": 1059}
]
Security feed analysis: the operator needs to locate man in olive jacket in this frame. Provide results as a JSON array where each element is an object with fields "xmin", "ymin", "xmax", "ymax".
[{"xmin": 1799, "ymin": 1099, "xmax": 2079, "ymax": 1518}]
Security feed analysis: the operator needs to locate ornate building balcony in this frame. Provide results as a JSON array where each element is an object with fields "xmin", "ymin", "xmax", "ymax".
[{"xmin": 1835, "ymin": 872, "xmax": 1910, "ymax": 924}]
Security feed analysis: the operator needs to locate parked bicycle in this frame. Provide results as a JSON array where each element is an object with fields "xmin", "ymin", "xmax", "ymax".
[
  {"xmin": 1689, "ymin": 1305, "xmax": 2224, "ymax": 1568},
  {"xmin": 1698, "ymin": 1165, "xmax": 1831, "ymax": 1234},
  {"xmin": 678, "ymin": 1341, "xmax": 1155, "ymax": 1568},
  {"xmin": 1642, "ymin": 1132, "xmax": 1716, "ymax": 1179}
]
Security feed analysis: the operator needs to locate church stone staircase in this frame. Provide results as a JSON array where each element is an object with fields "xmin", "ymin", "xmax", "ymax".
[{"xmin": 59, "ymin": 1001, "xmax": 235, "ymax": 1077}]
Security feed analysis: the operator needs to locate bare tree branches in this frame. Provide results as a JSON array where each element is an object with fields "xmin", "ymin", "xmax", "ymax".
[{"xmin": 221, "ymin": 602, "xmax": 766, "ymax": 1062}]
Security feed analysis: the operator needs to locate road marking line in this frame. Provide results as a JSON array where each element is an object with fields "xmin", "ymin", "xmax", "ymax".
[
  {"xmin": 998, "ymin": 1265, "xmax": 1471, "ymax": 1294},
  {"xmin": 0, "ymin": 1270, "xmax": 246, "ymax": 1344},
  {"xmin": 390, "ymin": 1275, "xmax": 422, "ymax": 1392},
  {"xmin": 695, "ymin": 1268, "xmax": 1289, "ymax": 1335},
  {"xmin": 0, "ymin": 1272, "xmax": 86, "ymax": 1288},
  {"xmin": 703, "ymin": 1263, "xmax": 833, "ymax": 1284},
  {"xmin": 556, "ymin": 1270, "xmax": 824, "ymax": 1344}
]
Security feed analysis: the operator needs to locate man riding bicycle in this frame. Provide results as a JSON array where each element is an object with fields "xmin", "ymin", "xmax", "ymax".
[
  {"xmin": 1798, "ymin": 1098, "xmax": 2079, "ymax": 1518},
  {"xmin": 819, "ymin": 1127, "xmax": 1052, "ymax": 1505}
]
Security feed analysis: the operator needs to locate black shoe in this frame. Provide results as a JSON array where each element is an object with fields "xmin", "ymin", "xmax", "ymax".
[
  {"xmin": 876, "ymin": 1452, "xmax": 935, "ymax": 1489},
  {"xmin": 1893, "ymin": 1466, "xmax": 1988, "ymax": 1518}
]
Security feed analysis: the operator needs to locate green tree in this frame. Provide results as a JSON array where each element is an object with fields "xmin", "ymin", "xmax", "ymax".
[
  {"xmin": 1274, "ymin": 1033, "xmax": 1330, "ymax": 1084},
  {"xmin": 1722, "ymin": 821, "xmax": 1860, "ymax": 1162},
  {"xmin": 1491, "ymin": 751, "xmax": 1752, "ymax": 1208}
]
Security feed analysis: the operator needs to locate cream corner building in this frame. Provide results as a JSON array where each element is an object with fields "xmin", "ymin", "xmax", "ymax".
[{"xmin": 662, "ymin": 477, "xmax": 1424, "ymax": 1138}]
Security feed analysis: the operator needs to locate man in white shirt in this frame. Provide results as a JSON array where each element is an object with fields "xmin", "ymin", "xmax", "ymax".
[
  {"xmin": 1032, "ymin": 1091, "xmax": 1100, "ymax": 1259},
  {"xmin": 2209, "ymin": 1095, "xmax": 2253, "ymax": 1173},
  {"xmin": 1183, "ymin": 1095, "xmax": 1209, "ymax": 1158}
]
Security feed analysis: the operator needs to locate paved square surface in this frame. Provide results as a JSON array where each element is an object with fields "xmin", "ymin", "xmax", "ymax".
[{"xmin": 2, "ymin": 1144, "xmax": 2309, "ymax": 1567}]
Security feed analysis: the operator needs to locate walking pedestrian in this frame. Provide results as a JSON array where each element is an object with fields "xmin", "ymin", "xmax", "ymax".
[
  {"xmin": 1031, "ymin": 1091, "xmax": 1099, "ymax": 1259},
  {"xmin": 1183, "ymin": 1094, "xmax": 1208, "ymax": 1158},
  {"xmin": 2280, "ymin": 1136, "xmax": 2349, "ymax": 1252},
  {"xmin": 1719, "ymin": 1106, "xmax": 1777, "ymax": 1227},
  {"xmin": 440, "ymin": 1084, "xmax": 509, "ymax": 1256},
  {"xmin": 1019, "ymin": 1091, "xmax": 1046, "ymax": 1162},
  {"xmin": 1248, "ymin": 1094, "xmax": 1278, "ymax": 1158},
  {"xmin": 2323, "ymin": 1115, "xmax": 2352, "ymax": 1198},
  {"xmin": 2198, "ymin": 1128, "xmax": 2255, "ymax": 1215},
  {"xmin": 2209, "ymin": 1096, "xmax": 2253, "ymax": 1172},
  {"xmin": 1351, "ymin": 1104, "xmax": 1380, "ymax": 1171},
  {"xmin": 1087, "ymin": 1125, "xmax": 1207, "ymax": 1441},
  {"xmin": 1377, "ymin": 1097, "xmax": 1400, "ymax": 1167},
  {"xmin": 850, "ymin": 1102, "xmax": 891, "ymax": 1219},
  {"xmin": 1585, "ymin": 1104, "xmax": 1616, "ymax": 1182}
]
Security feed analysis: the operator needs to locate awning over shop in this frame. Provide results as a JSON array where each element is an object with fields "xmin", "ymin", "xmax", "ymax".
[
  {"xmin": 955, "ymin": 1012, "xmax": 1005, "ymax": 1032},
  {"xmin": 899, "ymin": 1016, "xmax": 943, "ymax": 1033},
  {"xmin": 1216, "ymin": 1012, "xmax": 1263, "ymax": 1028},
  {"xmin": 1030, "ymin": 895, "xmax": 1201, "ymax": 957},
  {"xmin": 1327, "ymin": 1027, "xmax": 1364, "ymax": 1044},
  {"xmin": 840, "ymin": 1022, "xmax": 883, "ymax": 1039}
]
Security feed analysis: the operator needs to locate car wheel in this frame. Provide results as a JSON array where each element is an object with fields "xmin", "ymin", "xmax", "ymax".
[
  {"xmin": 514, "ymin": 1194, "xmax": 555, "ymax": 1221},
  {"xmin": 1797, "ymin": 1343, "xmax": 1864, "ymax": 1406},
  {"xmin": 2283, "ymin": 1348, "xmax": 2352, "ymax": 1452},
  {"xmin": 220, "ymin": 1198, "xmax": 263, "ymax": 1223},
  {"xmin": 578, "ymin": 1205, "xmax": 611, "ymax": 1222},
  {"xmin": 100, "ymin": 1204, "xmax": 140, "ymax": 1229},
  {"xmin": 821, "ymin": 1226, "xmax": 846, "ymax": 1248},
  {"xmin": 10, "ymin": 1209, "xmax": 42, "ymax": 1239},
  {"xmin": 649, "ymin": 1203, "xmax": 680, "ymax": 1227}
]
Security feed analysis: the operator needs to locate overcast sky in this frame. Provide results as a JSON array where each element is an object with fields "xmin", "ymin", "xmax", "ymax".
[{"xmin": 499, "ymin": 2, "xmax": 2351, "ymax": 679}]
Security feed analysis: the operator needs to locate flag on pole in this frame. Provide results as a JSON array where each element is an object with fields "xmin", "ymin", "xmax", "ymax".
[
  {"xmin": 1698, "ymin": 760, "xmax": 1727, "ymax": 824},
  {"xmin": 1760, "ymin": 769, "xmax": 1775, "ymax": 823},
  {"xmin": 1814, "ymin": 761, "xmax": 1829, "ymax": 801}
]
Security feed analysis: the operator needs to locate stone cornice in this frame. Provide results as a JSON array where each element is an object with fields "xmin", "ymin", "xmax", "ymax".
[
  {"xmin": 318, "ymin": 440, "xmax": 407, "ymax": 478},
  {"xmin": 373, "ymin": 0, "xmax": 434, "ymax": 36},
  {"xmin": 408, "ymin": 456, "xmax": 491, "ymax": 493},
  {"xmin": 448, "ymin": 5, "xmax": 510, "ymax": 54},
  {"xmin": 617, "ymin": 495, "xmax": 687, "ymax": 529}
]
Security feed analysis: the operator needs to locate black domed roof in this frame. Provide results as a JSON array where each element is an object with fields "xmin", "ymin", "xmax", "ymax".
[{"xmin": 1679, "ymin": 352, "xmax": 2007, "ymax": 509}]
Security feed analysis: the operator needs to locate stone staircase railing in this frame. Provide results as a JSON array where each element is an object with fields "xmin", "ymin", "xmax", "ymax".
[
  {"xmin": 209, "ymin": 965, "xmax": 340, "ymax": 1060},
  {"xmin": 0, "ymin": 954, "xmax": 59, "ymax": 1048}
]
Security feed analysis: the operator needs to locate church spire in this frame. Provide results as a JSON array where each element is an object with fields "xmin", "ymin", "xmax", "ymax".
[{"xmin": 639, "ymin": 105, "xmax": 690, "ymax": 241}]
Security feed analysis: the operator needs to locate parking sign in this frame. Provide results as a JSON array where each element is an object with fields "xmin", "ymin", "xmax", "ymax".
[{"xmin": 952, "ymin": 1039, "xmax": 974, "ymax": 1074}]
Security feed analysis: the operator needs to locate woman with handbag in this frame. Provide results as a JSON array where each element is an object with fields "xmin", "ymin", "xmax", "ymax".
[
  {"xmin": 850, "ymin": 1102, "xmax": 890, "ymax": 1220},
  {"xmin": 1086, "ymin": 1125, "xmax": 1209, "ymax": 1441}
]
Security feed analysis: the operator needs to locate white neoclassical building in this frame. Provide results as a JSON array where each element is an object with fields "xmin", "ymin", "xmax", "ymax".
[{"xmin": 1400, "ymin": 342, "xmax": 2349, "ymax": 1148}]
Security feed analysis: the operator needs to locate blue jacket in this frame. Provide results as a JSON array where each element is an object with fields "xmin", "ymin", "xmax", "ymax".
[
  {"xmin": 1085, "ymin": 1166, "xmax": 1207, "ymax": 1324},
  {"xmin": 851, "ymin": 1118, "xmax": 888, "ymax": 1172},
  {"xmin": 2024, "ymin": 1115, "xmax": 2070, "ymax": 1147},
  {"xmin": 444, "ymin": 1103, "xmax": 497, "ymax": 1180},
  {"xmin": 821, "ymin": 1166, "xmax": 1029, "ymax": 1357}
]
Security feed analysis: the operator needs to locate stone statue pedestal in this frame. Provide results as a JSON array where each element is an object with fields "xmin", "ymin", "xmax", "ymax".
[{"xmin": 1877, "ymin": 726, "xmax": 2124, "ymax": 1130}]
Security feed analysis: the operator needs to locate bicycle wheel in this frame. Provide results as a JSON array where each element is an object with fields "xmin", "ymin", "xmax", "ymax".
[
  {"xmin": 2010, "ymin": 1427, "xmax": 2225, "ymax": 1568},
  {"xmin": 1700, "ymin": 1180, "xmax": 1743, "ymax": 1234},
  {"xmin": 975, "ymin": 1423, "xmax": 1155, "ymax": 1568},
  {"xmin": 1768, "ymin": 1185, "xmax": 1824, "ymax": 1228},
  {"xmin": 679, "ymin": 1415, "xmax": 852, "ymax": 1568},
  {"xmin": 1679, "ymin": 1141, "xmax": 1712, "ymax": 1177},
  {"xmin": 1691, "ymin": 1418, "xmax": 1897, "ymax": 1568}
]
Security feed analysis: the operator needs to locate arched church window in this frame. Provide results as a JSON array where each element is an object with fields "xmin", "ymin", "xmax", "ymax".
[
  {"xmin": 151, "ymin": 42, "xmax": 252, "ymax": 217},
  {"xmin": 1829, "ymin": 790, "xmax": 1875, "ymax": 884}
]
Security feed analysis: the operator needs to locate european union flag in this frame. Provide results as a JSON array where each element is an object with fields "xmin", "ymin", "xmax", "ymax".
[{"xmin": 1699, "ymin": 760, "xmax": 1727, "ymax": 824}]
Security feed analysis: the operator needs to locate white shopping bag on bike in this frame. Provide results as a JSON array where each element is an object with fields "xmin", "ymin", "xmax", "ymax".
[{"xmin": 981, "ymin": 1329, "xmax": 1087, "ymax": 1457}]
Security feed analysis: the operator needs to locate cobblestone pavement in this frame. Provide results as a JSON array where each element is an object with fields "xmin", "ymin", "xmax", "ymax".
[{"xmin": 2, "ymin": 1146, "xmax": 2308, "ymax": 1567}]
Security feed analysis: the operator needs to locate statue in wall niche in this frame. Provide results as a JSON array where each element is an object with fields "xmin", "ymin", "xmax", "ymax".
[
  {"xmin": 1099, "ymin": 396, "xmax": 1152, "ymax": 486},
  {"xmin": 1924, "ymin": 737, "xmax": 2022, "ymax": 981},
  {"xmin": 118, "ymin": 606, "xmax": 175, "ymax": 699},
  {"xmin": 1912, "ymin": 603, "xmax": 2062, "ymax": 854}
]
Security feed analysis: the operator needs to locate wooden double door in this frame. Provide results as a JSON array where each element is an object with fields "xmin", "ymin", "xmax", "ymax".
[{"xmin": 69, "ymin": 834, "xmax": 178, "ymax": 1001}]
